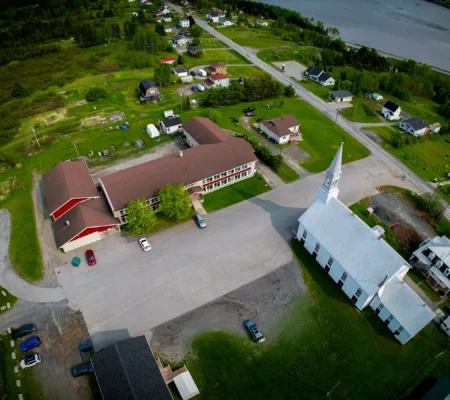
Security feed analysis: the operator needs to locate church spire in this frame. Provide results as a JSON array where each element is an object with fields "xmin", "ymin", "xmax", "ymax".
[{"xmin": 316, "ymin": 143, "xmax": 343, "ymax": 203}]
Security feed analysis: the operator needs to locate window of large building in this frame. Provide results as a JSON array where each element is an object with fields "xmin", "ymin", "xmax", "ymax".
[
  {"xmin": 236, "ymin": 166, "xmax": 241, "ymax": 172},
  {"xmin": 302, "ymin": 230, "xmax": 307, "ymax": 239},
  {"xmin": 341, "ymin": 272, "xmax": 347, "ymax": 282},
  {"xmin": 228, "ymin": 169, "xmax": 234, "ymax": 174},
  {"xmin": 314, "ymin": 243, "xmax": 320, "ymax": 253},
  {"xmin": 327, "ymin": 257, "xmax": 333, "ymax": 267},
  {"xmin": 355, "ymin": 288, "xmax": 362, "ymax": 298}
]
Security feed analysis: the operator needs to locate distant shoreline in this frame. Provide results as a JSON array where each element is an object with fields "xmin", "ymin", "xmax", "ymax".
[{"xmin": 424, "ymin": 0, "xmax": 450, "ymax": 9}]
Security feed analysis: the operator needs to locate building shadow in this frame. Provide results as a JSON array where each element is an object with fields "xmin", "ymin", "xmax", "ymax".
[{"xmin": 90, "ymin": 328, "xmax": 131, "ymax": 352}]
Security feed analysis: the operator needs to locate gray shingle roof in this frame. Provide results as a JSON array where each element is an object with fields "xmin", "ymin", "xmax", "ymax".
[
  {"xmin": 330, "ymin": 90, "xmax": 353, "ymax": 98},
  {"xmin": 317, "ymin": 72, "xmax": 332, "ymax": 83},
  {"xmin": 305, "ymin": 65, "xmax": 323, "ymax": 77},
  {"xmin": 162, "ymin": 116, "xmax": 182, "ymax": 127},
  {"xmin": 403, "ymin": 118, "xmax": 428, "ymax": 131}
]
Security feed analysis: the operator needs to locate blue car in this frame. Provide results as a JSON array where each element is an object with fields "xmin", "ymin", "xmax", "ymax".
[{"xmin": 20, "ymin": 336, "xmax": 41, "ymax": 352}]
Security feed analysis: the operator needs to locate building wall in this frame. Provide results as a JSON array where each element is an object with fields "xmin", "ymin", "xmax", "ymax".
[
  {"xmin": 212, "ymin": 79, "xmax": 229, "ymax": 88},
  {"xmin": 297, "ymin": 222, "xmax": 371, "ymax": 310},
  {"xmin": 260, "ymin": 124, "xmax": 289, "ymax": 144},
  {"xmin": 163, "ymin": 124, "xmax": 181, "ymax": 134},
  {"xmin": 214, "ymin": 66, "xmax": 227, "ymax": 75},
  {"xmin": 51, "ymin": 197, "xmax": 93, "ymax": 220},
  {"xmin": 382, "ymin": 107, "xmax": 401, "ymax": 120},
  {"xmin": 61, "ymin": 225, "xmax": 119, "ymax": 252},
  {"xmin": 183, "ymin": 130, "xmax": 200, "ymax": 147},
  {"xmin": 321, "ymin": 78, "xmax": 335, "ymax": 87},
  {"xmin": 179, "ymin": 20, "xmax": 190, "ymax": 27}
]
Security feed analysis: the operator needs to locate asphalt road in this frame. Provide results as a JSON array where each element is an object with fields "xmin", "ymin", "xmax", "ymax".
[
  {"xmin": 55, "ymin": 156, "xmax": 419, "ymax": 350},
  {"xmin": 168, "ymin": 5, "xmax": 448, "ymax": 217}
]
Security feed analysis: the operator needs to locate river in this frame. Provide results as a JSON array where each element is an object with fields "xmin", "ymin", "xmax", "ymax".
[{"xmin": 259, "ymin": 0, "xmax": 450, "ymax": 70}]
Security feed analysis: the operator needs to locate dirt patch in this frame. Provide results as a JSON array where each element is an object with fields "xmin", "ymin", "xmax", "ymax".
[
  {"xmin": 391, "ymin": 223, "xmax": 424, "ymax": 253},
  {"xmin": 150, "ymin": 261, "xmax": 305, "ymax": 362},
  {"xmin": 0, "ymin": 176, "xmax": 16, "ymax": 202},
  {"xmin": 96, "ymin": 63, "xmax": 119, "ymax": 72}
]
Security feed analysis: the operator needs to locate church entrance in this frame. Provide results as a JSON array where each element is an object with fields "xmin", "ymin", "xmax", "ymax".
[{"xmin": 337, "ymin": 280, "xmax": 344, "ymax": 288}]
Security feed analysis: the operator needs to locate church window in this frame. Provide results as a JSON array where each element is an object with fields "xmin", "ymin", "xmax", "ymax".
[
  {"xmin": 341, "ymin": 272, "xmax": 347, "ymax": 282},
  {"xmin": 302, "ymin": 230, "xmax": 307, "ymax": 239},
  {"xmin": 327, "ymin": 257, "xmax": 333, "ymax": 267},
  {"xmin": 355, "ymin": 288, "xmax": 362, "ymax": 298},
  {"xmin": 314, "ymin": 243, "xmax": 320, "ymax": 253}
]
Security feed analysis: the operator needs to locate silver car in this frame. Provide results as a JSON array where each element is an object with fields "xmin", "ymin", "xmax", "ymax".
[{"xmin": 194, "ymin": 214, "xmax": 207, "ymax": 229}]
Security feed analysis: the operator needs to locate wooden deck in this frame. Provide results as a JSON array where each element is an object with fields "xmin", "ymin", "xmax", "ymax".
[{"xmin": 157, "ymin": 358, "xmax": 188, "ymax": 384}]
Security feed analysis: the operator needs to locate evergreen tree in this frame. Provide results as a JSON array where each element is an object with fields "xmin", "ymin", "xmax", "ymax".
[{"xmin": 11, "ymin": 82, "xmax": 27, "ymax": 98}]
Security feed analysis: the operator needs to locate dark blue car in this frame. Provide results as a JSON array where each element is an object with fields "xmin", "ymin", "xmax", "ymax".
[{"xmin": 20, "ymin": 336, "xmax": 41, "ymax": 352}]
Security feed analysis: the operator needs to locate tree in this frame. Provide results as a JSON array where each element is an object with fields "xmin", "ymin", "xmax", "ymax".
[
  {"xmin": 155, "ymin": 23, "xmax": 166, "ymax": 36},
  {"xmin": 390, "ymin": 130, "xmax": 404, "ymax": 149},
  {"xmin": 11, "ymin": 82, "xmax": 27, "ymax": 98},
  {"xmin": 190, "ymin": 25, "xmax": 202, "ymax": 37},
  {"xmin": 153, "ymin": 63, "xmax": 172, "ymax": 86},
  {"xmin": 86, "ymin": 87, "xmax": 107, "ymax": 102},
  {"xmin": 177, "ymin": 54, "xmax": 184, "ymax": 65},
  {"xmin": 125, "ymin": 198, "xmax": 157, "ymax": 235},
  {"xmin": 284, "ymin": 85, "xmax": 295, "ymax": 97},
  {"xmin": 158, "ymin": 184, "xmax": 191, "ymax": 221}
]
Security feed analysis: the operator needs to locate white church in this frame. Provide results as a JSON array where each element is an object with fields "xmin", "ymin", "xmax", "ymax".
[{"xmin": 297, "ymin": 144, "xmax": 435, "ymax": 345}]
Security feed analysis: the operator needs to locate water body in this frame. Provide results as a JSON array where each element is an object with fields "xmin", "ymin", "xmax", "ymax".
[{"xmin": 259, "ymin": 0, "xmax": 450, "ymax": 70}]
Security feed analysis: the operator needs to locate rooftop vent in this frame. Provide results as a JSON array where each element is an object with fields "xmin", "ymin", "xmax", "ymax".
[
  {"xmin": 65, "ymin": 220, "xmax": 70, "ymax": 226},
  {"xmin": 179, "ymin": 151, "xmax": 183, "ymax": 158}
]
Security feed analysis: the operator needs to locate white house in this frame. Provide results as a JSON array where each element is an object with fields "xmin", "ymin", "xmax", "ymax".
[
  {"xmin": 329, "ymin": 90, "xmax": 353, "ymax": 103},
  {"xmin": 203, "ymin": 73, "xmax": 229, "ymax": 89},
  {"xmin": 160, "ymin": 116, "xmax": 182, "ymax": 134},
  {"xmin": 260, "ymin": 115, "xmax": 300, "ymax": 144},
  {"xmin": 174, "ymin": 67, "xmax": 188, "ymax": 77},
  {"xmin": 206, "ymin": 12, "xmax": 220, "ymax": 23},
  {"xmin": 172, "ymin": 34, "xmax": 189, "ymax": 46},
  {"xmin": 178, "ymin": 18, "xmax": 190, "ymax": 28},
  {"xmin": 256, "ymin": 20, "xmax": 268, "ymax": 26},
  {"xmin": 369, "ymin": 93, "xmax": 383, "ymax": 101},
  {"xmin": 297, "ymin": 144, "xmax": 434, "ymax": 344},
  {"xmin": 400, "ymin": 118, "xmax": 429, "ymax": 137},
  {"xmin": 164, "ymin": 26, "xmax": 173, "ymax": 33},
  {"xmin": 220, "ymin": 19, "xmax": 234, "ymax": 27},
  {"xmin": 381, "ymin": 101, "xmax": 401, "ymax": 120},
  {"xmin": 162, "ymin": 15, "xmax": 172, "ymax": 22},
  {"xmin": 146, "ymin": 124, "xmax": 160, "ymax": 138},
  {"xmin": 429, "ymin": 122, "xmax": 441, "ymax": 133},
  {"xmin": 304, "ymin": 65, "xmax": 335, "ymax": 87},
  {"xmin": 410, "ymin": 236, "xmax": 450, "ymax": 296}
]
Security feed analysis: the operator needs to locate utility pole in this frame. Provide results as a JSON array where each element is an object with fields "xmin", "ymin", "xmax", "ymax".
[
  {"xmin": 180, "ymin": 93, "xmax": 183, "ymax": 110},
  {"xmin": 326, "ymin": 381, "xmax": 340, "ymax": 397},
  {"xmin": 73, "ymin": 142, "xmax": 80, "ymax": 159},
  {"xmin": 31, "ymin": 126, "xmax": 41, "ymax": 147}
]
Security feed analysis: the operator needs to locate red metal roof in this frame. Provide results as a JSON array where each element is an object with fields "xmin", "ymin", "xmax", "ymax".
[
  {"xmin": 210, "ymin": 73, "xmax": 228, "ymax": 80},
  {"xmin": 160, "ymin": 57, "xmax": 176, "ymax": 63},
  {"xmin": 203, "ymin": 79, "xmax": 213, "ymax": 87}
]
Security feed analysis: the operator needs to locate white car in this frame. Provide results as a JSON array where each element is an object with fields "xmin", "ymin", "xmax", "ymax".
[
  {"xmin": 20, "ymin": 353, "xmax": 41, "ymax": 369},
  {"xmin": 139, "ymin": 238, "xmax": 151, "ymax": 252}
]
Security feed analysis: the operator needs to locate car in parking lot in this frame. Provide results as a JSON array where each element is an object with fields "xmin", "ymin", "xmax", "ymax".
[
  {"xmin": 191, "ymin": 85, "xmax": 198, "ymax": 92},
  {"xmin": 85, "ymin": 249, "xmax": 96, "ymax": 266},
  {"xmin": 244, "ymin": 320, "xmax": 265, "ymax": 343},
  {"xmin": 20, "ymin": 336, "xmax": 41, "ymax": 352},
  {"xmin": 194, "ymin": 214, "xmax": 207, "ymax": 229},
  {"xmin": 12, "ymin": 323, "xmax": 36, "ymax": 340},
  {"xmin": 139, "ymin": 238, "xmax": 152, "ymax": 252},
  {"xmin": 20, "ymin": 353, "xmax": 41, "ymax": 369},
  {"xmin": 243, "ymin": 107, "xmax": 255, "ymax": 114},
  {"xmin": 71, "ymin": 362, "xmax": 94, "ymax": 377},
  {"xmin": 245, "ymin": 110, "xmax": 256, "ymax": 117},
  {"xmin": 190, "ymin": 70, "xmax": 197, "ymax": 76}
]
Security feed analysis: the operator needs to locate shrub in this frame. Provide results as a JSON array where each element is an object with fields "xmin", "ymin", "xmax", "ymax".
[{"xmin": 85, "ymin": 87, "xmax": 107, "ymax": 102}]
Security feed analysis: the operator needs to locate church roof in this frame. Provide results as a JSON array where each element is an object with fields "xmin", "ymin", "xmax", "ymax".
[
  {"xmin": 299, "ymin": 197, "xmax": 409, "ymax": 296},
  {"xmin": 327, "ymin": 143, "xmax": 343, "ymax": 177}
]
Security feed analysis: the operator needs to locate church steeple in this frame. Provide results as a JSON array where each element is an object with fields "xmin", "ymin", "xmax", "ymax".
[{"xmin": 316, "ymin": 143, "xmax": 343, "ymax": 203}]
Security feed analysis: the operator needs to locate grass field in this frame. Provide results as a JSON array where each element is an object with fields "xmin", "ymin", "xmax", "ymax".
[
  {"xmin": 368, "ymin": 126, "xmax": 450, "ymax": 183},
  {"xmin": 277, "ymin": 162, "xmax": 300, "ymax": 183},
  {"xmin": 197, "ymin": 38, "xmax": 227, "ymax": 49},
  {"xmin": 194, "ymin": 49, "xmax": 246, "ymax": 65},
  {"xmin": 226, "ymin": 66, "xmax": 264, "ymax": 78},
  {"xmin": 203, "ymin": 173, "xmax": 271, "ymax": 212},
  {"xmin": 185, "ymin": 240, "xmax": 450, "ymax": 400},
  {"xmin": 257, "ymin": 46, "xmax": 317, "ymax": 67},
  {"xmin": 298, "ymin": 79, "xmax": 331, "ymax": 100},
  {"xmin": 341, "ymin": 101, "xmax": 381, "ymax": 123},
  {"xmin": 0, "ymin": 286, "xmax": 17, "ymax": 314},
  {"xmin": 407, "ymin": 270, "xmax": 442, "ymax": 302},
  {"xmin": 220, "ymin": 27, "xmax": 288, "ymax": 48}
]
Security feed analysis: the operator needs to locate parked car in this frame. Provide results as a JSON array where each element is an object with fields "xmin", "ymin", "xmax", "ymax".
[
  {"xmin": 246, "ymin": 110, "xmax": 256, "ymax": 117},
  {"xmin": 243, "ymin": 107, "xmax": 255, "ymax": 113},
  {"xmin": 78, "ymin": 343, "xmax": 93, "ymax": 353},
  {"xmin": 20, "ymin": 353, "xmax": 41, "ymax": 369},
  {"xmin": 197, "ymin": 84, "xmax": 205, "ymax": 92},
  {"xmin": 12, "ymin": 324, "xmax": 36, "ymax": 340},
  {"xmin": 85, "ymin": 249, "xmax": 96, "ymax": 266},
  {"xmin": 71, "ymin": 362, "xmax": 94, "ymax": 377},
  {"xmin": 20, "ymin": 336, "xmax": 41, "ymax": 352},
  {"xmin": 197, "ymin": 69, "xmax": 207, "ymax": 77},
  {"xmin": 190, "ymin": 70, "xmax": 197, "ymax": 76},
  {"xmin": 191, "ymin": 85, "xmax": 199, "ymax": 92},
  {"xmin": 194, "ymin": 214, "xmax": 207, "ymax": 229},
  {"xmin": 139, "ymin": 238, "xmax": 151, "ymax": 252},
  {"xmin": 244, "ymin": 320, "xmax": 265, "ymax": 343}
]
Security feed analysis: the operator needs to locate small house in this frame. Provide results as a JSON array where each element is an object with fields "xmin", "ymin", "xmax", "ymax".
[
  {"xmin": 146, "ymin": 124, "xmax": 160, "ymax": 138},
  {"xmin": 161, "ymin": 116, "xmax": 182, "ymax": 134},
  {"xmin": 381, "ymin": 101, "xmax": 401, "ymax": 120},
  {"xmin": 206, "ymin": 12, "xmax": 220, "ymax": 23},
  {"xmin": 429, "ymin": 122, "xmax": 441, "ymax": 133},
  {"xmin": 164, "ymin": 110, "xmax": 174, "ymax": 118},
  {"xmin": 162, "ymin": 15, "xmax": 172, "ymax": 22},
  {"xmin": 187, "ymin": 46, "xmax": 202, "ymax": 57},
  {"xmin": 174, "ymin": 67, "xmax": 188, "ymax": 77},
  {"xmin": 329, "ymin": 90, "xmax": 353, "ymax": 103},
  {"xmin": 181, "ymin": 76, "xmax": 193, "ymax": 83},
  {"xmin": 203, "ymin": 73, "xmax": 229, "ymax": 89},
  {"xmin": 220, "ymin": 19, "xmax": 234, "ymax": 27},
  {"xmin": 260, "ymin": 115, "xmax": 300, "ymax": 144},
  {"xmin": 178, "ymin": 18, "xmax": 190, "ymax": 28},
  {"xmin": 138, "ymin": 79, "xmax": 161, "ymax": 102},
  {"xmin": 160, "ymin": 57, "xmax": 176, "ymax": 64},
  {"xmin": 400, "ymin": 118, "xmax": 429, "ymax": 137},
  {"xmin": 305, "ymin": 65, "xmax": 335, "ymax": 87},
  {"xmin": 172, "ymin": 34, "xmax": 189, "ymax": 46},
  {"xmin": 163, "ymin": 26, "xmax": 173, "ymax": 33},
  {"xmin": 210, "ymin": 61, "xmax": 226, "ymax": 75},
  {"xmin": 256, "ymin": 20, "xmax": 269, "ymax": 27},
  {"xmin": 162, "ymin": 8, "xmax": 171, "ymax": 15},
  {"xmin": 369, "ymin": 93, "xmax": 383, "ymax": 101}
]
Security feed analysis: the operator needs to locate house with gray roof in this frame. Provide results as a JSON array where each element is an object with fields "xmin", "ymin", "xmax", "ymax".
[
  {"xmin": 329, "ymin": 90, "xmax": 353, "ymax": 103},
  {"xmin": 296, "ymin": 143, "xmax": 434, "ymax": 344},
  {"xmin": 400, "ymin": 118, "xmax": 429, "ymax": 137},
  {"xmin": 304, "ymin": 65, "xmax": 335, "ymax": 86}
]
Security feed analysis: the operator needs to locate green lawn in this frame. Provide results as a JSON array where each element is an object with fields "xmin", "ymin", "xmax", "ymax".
[
  {"xmin": 226, "ymin": 66, "xmax": 264, "ymax": 78},
  {"xmin": 185, "ymin": 240, "xmax": 450, "ymax": 400},
  {"xmin": 407, "ymin": 270, "xmax": 442, "ymax": 302},
  {"xmin": 193, "ymin": 49, "xmax": 245, "ymax": 65},
  {"xmin": 0, "ymin": 286, "xmax": 17, "ymax": 315},
  {"xmin": 203, "ymin": 173, "xmax": 271, "ymax": 212},
  {"xmin": 298, "ymin": 79, "xmax": 331, "ymax": 100},
  {"xmin": 368, "ymin": 125, "xmax": 450, "ymax": 183},
  {"xmin": 220, "ymin": 27, "xmax": 287, "ymax": 48},
  {"xmin": 341, "ymin": 101, "xmax": 381, "ymax": 123},
  {"xmin": 257, "ymin": 46, "xmax": 317, "ymax": 67},
  {"xmin": 197, "ymin": 38, "xmax": 227, "ymax": 49},
  {"xmin": 276, "ymin": 162, "xmax": 300, "ymax": 183}
]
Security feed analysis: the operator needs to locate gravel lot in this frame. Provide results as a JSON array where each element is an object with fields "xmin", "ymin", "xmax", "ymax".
[{"xmin": 150, "ymin": 260, "xmax": 305, "ymax": 361}]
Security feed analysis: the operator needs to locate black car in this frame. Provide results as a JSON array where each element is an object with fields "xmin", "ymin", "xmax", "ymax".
[
  {"xmin": 246, "ymin": 110, "xmax": 256, "ymax": 117},
  {"xmin": 12, "ymin": 323, "xmax": 36, "ymax": 340},
  {"xmin": 71, "ymin": 362, "xmax": 94, "ymax": 377},
  {"xmin": 191, "ymin": 85, "xmax": 198, "ymax": 92},
  {"xmin": 190, "ymin": 70, "xmax": 197, "ymax": 76},
  {"xmin": 243, "ymin": 107, "xmax": 255, "ymax": 113}
]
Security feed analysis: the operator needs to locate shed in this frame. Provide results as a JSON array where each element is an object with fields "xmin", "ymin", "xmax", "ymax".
[
  {"xmin": 173, "ymin": 371, "xmax": 200, "ymax": 400},
  {"xmin": 164, "ymin": 110, "xmax": 174, "ymax": 118},
  {"xmin": 146, "ymin": 124, "xmax": 160, "ymax": 138}
]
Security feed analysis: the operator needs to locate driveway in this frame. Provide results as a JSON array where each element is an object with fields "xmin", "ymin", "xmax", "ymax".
[
  {"xmin": 273, "ymin": 61, "xmax": 306, "ymax": 81},
  {"xmin": 55, "ymin": 155, "xmax": 421, "ymax": 350}
]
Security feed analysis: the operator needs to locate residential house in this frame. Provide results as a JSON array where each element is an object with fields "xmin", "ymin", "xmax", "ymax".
[
  {"xmin": 220, "ymin": 19, "xmax": 234, "ymax": 27},
  {"xmin": 410, "ymin": 236, "xmax": 450, "ymax": 296},
  {"xmin": 256, "ymin": 20, "xmax": 268, "ymax": 26},
  {"xmin": 138, "ymin": 79, "xmax": 161, "ymax": 102},
  {"xmin": 297, "ymin": 144, "xmax": 434, "ymax": 344},
  {"xmin": 187, "ymin": 46, "xmax": 202, "ymax": 57},
  {"xmin": 304, "ymin": 65, "xmax": 335, "ymax": 86},
  {"xmin": 174, "ymin": 67, "xmax": 188, "ymax": 77},
  {"xmin": 160, "ymin": 116, "xmax": 183, "ymax": 134},
  {"xmin": 162, "ymin": 14, "xmax": 172, "ymax": 22},
  {"xmin": 42, "ymin": 161, "xmax": 120, "ymax": 252},
  {"xmin": 203, "ymin": 73, "xmax": 230, "ymax": 89},
  {"xmin": 178, "ymin": 18, "xmax": 190, "ymax": 28},
  {"xmin": 163, "ymin": 26, "xmax": 173, "ymax": 33},
  {"xmin": 162, "ymin": 7, "xmax": 171, "ymax": 15},
  {"xmin": 381, "ymin": 100, "xmax": 401, "ymax": 120},
  {"xmin": 206, "ymin": 12, "xmax": 220, "ymax": 23},
  {"xmin": 429, "ymin": 122, "xmax": 441, "ymax": 133},
  {"xmin": 369, "ymin": 93, "xmax": 383, "ymax": 101},
  {"xmin": 400, "ymin": 118, "xmax": 429, "ymax": 137},
  {"xmin": 210, "ymin": 61, "xmax": 227, "ymax": 75},
  {"xmin": 99, "ymin": 118, "xmax": 257, "ymax": 223},
  {"xmin": 260, "ymin": 115, "xmax": 301, "ymax": 144},
  {"xmin": 329, "ymin": 90, "xmax": 353, "ymax": 103},
  {"xmin": 160, "ymin": 57, "xmax": 176, "ymax": 64},
  {"xmin": 153, "ymin": 11, "xmax": 163, "ymax": 18},
  {"xmin": 172, "ymin": 34, "xmax": 189, "ymax": 46}
]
